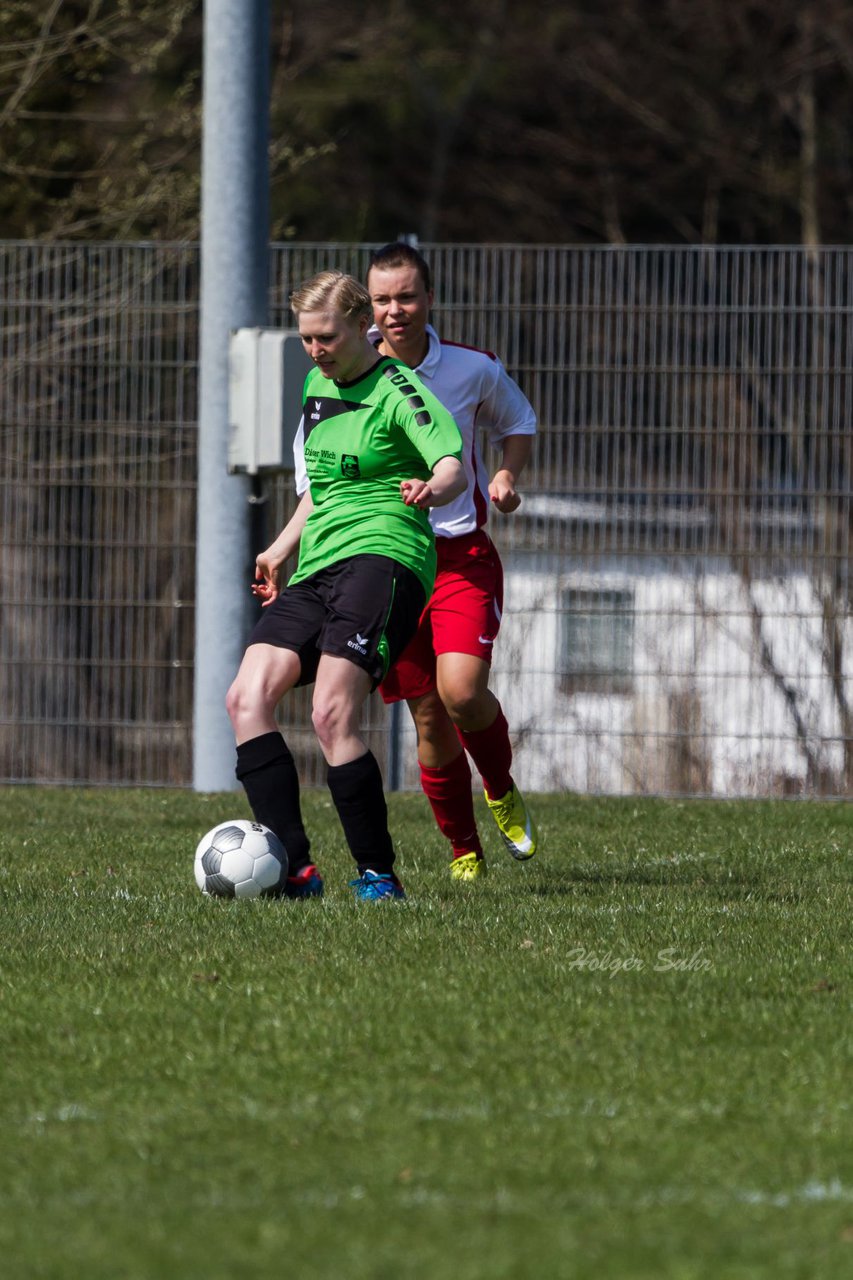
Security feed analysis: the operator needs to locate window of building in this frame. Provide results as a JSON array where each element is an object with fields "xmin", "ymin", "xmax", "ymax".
[{"xmin": 558, "ymin": 586, "xmax": 635, "ymax": 694}]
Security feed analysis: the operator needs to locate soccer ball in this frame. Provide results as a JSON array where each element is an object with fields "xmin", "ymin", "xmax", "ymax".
[{"xmin": 194, "ymin": 819, "xmax": 288, "ymax": 899}]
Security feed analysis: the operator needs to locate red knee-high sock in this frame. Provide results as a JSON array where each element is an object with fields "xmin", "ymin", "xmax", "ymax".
[
  {"xmin": 419, "ymin": 751, "xmax": 482, "ymax": 858},
  {"xmin": 457, "ymin": 707, "xmax": 513, "ymax": 801}
]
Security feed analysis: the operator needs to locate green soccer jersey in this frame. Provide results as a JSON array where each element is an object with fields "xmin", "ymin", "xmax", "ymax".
[{"xmin": 291, "ymin": 357, "xmax": 463, "ymax": 596}]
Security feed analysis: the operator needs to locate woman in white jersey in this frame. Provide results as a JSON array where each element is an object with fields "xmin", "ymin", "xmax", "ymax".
[{"xmin": 367, "ymin": 243, "xmax": 539, "ymax": 882}]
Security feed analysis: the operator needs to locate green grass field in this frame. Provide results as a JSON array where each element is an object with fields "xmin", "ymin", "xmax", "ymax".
[{"xmin": 1, "ymin": 786, "xmax": 851, "ymax": 1279}]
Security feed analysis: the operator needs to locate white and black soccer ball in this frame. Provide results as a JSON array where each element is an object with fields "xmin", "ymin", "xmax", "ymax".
[{"xmin": 194, "ymin": 820, "xmax": 288, "ymax": 899}]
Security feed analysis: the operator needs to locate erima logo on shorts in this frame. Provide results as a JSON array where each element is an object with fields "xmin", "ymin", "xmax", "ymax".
[{"xmin": 347, "ymin": 632, "xmax": 369, "ymax": 655}]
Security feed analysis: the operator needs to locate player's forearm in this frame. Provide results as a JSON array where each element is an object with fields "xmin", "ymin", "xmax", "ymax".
[
  {"xmin": 264, "ymin": 489, "xmax": 313, "ymax": 563},
  {"xmin": 426, "ymin": 456, "xmax": 466, "ymax": 507},
  {"xmin": 495, "ymin": 434, "xmax": 532, "ymax": 485}
]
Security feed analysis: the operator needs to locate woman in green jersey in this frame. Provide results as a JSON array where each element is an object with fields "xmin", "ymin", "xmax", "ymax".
[{"xmin": 226, "ymin": 271, "xmax": 465, "ymax": 901}]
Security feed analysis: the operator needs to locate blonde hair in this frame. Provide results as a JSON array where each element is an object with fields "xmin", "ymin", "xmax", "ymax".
[{"xmin": 290, "ymin": 270, "xmax": 372, "ymax": 321}]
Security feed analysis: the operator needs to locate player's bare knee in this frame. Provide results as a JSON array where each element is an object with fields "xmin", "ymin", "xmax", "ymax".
[
  {"xmin": 224, "ymin": 678, "xmax": 244, "ymax": 728},
  {"xmin": 226, "ymin": 674, "xmax": 273, "ymax": 732},
  {"xmin": 411, "ymin": 690, "xmax": 446, "ymax": 739},
  {"xmin": 442, "ymin": 687, "xmax": 483, "ymax": 726},
  {"xmin": 411, "ymin": 699, "xmax": 458, "ymax": 759},
  {"xmin": 311, "ymin": 696, "xmax": 342, "ymax": 750}
]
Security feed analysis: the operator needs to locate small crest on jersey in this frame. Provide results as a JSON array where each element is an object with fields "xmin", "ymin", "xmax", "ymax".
[{"xmin": 341, "ymin": 453, "xmax": 361, "ymax": 478}]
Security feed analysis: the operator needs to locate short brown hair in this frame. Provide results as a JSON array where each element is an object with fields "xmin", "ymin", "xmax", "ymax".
[
  {"xmin": 290, "ymin": 270, "xmax": 372, "ymax": 321},
  {"xmin": 367, "ymin": 242, "xmax": 431, "ymax": 293}
]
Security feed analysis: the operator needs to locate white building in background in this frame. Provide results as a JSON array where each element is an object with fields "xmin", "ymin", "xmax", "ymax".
[{"xmin": 396, "ymin": 496, "xmax": 853, "ymax": 800}]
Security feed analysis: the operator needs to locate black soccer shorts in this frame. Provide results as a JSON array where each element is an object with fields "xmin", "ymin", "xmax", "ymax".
[{"xmin": 247, "ymin": 554, "xmax": 426, "ymax": 688}]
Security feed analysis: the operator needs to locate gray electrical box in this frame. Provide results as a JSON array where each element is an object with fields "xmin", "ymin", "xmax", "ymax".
[{"xmin": 228, "ymin": 327, "xmax": 312, "ymax": 474}]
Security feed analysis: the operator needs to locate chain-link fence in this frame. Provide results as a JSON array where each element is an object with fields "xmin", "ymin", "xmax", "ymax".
[{"xmin": 2, "ymin": 242, "xmax": 851, "ymax": 795}]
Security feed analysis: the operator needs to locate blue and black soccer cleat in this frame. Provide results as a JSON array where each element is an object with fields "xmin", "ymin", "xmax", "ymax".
[{"xmin": 349, "ymin": 869, "xmax": 405, "ymax": 901}]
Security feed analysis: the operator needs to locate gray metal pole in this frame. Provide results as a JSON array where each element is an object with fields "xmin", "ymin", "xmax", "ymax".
[{"xmin": 194, "ymin": 0, "xmax": 270, "ymax": 791}]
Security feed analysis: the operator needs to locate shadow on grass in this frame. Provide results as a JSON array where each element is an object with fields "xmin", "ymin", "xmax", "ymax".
[{"xmin": 527, "ymin": 866, "xmax": 809, "ymax": 905}]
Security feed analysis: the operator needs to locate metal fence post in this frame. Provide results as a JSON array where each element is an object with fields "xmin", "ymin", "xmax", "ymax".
[{"xmin": 193, "ymin": 0, "xmax": 270, "ymax": 791}]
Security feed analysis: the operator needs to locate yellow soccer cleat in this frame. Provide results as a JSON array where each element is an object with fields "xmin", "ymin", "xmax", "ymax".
[
  {"xmin": 485, "ymin": 784, "xmax": 538, "ymax": 860},
  {"xmin": 449, "ymin": 851, "xmax": 487, "ymax": 882}
]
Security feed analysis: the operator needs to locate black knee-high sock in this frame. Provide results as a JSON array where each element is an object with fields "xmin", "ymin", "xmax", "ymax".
[
  {"xmin": 327, "ymin": 751, "xmax": 395, "ymax": 875},
  {"xmin": 235, "ymin": 731, "xmax": 311, "ymax": 873}
]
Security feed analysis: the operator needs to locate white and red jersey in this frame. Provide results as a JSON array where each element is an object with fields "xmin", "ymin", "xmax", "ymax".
[
  {"xmin": 293, "ymin": 324, "xmax": 536, "ymax": 539},
  {"xmin": 388, "ymin": 324, "xmax": 537, "ymax": 538}
]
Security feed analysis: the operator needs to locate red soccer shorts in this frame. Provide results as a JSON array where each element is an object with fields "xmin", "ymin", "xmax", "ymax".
[{"xmin": 379, "ymin": 529, "xmax": 504, "ymax": 704}]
